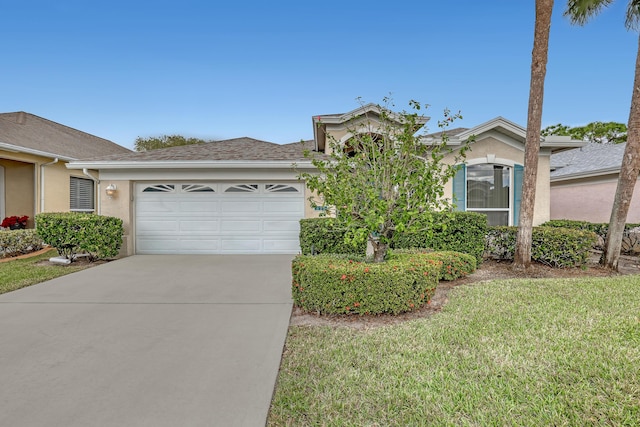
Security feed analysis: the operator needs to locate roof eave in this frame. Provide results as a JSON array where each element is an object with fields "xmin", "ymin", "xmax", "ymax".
[
  {"xmin": 66, "ymin": 160, "xmax": 317, "ymax": 170},
  {"xmin": 550, "ymin": 167, "xmax": 620, "ymax": 182},
  {"xmin": 0, "ymin": 141, "xmax": 76, "ymax": 162}
]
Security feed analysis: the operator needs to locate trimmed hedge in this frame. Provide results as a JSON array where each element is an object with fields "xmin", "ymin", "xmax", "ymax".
[
  {"xmin": 542, "ymin": 219, "xmax": 640, "ymax": 252},
  {"xmin": 299, "ymin": 218, "xmax": 367, "ymax": 256},
  {"xmin": 392, "ymin": 212, "xmax": 487, "ymax": 263},
  {"xmin": 0, "ymin": 229, "xmax": 45, "ymax": 258},
  {"xmin": 292, "ymin": 253, "xmax": 440, "ymax": 315},
  {"xmin": 36, "ymin": 212, "xmax": 123, "ymax": 261},
  {"xmin": 485, "ymin": 226, "xmax": 598, "ymax": 267},
  {"xmin": 299, "ymin": 212, "xmax": 487, "ymax": 262},
  {"xmin": 391, "ymin": 249, "xmax": 477, "ymax": 281}
]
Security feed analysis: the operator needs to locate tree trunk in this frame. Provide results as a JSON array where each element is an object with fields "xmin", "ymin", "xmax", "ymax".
[
  {"xmin": 371, "ymin": 236, "xmax": 388, "ymax": 263},
  {"xmin": 514, "ymin": 0, "xmax": 554, "ymax": 270},
  {"xmin": 602, "ymin": 34, "xmax": 640, "ymax": 270}
]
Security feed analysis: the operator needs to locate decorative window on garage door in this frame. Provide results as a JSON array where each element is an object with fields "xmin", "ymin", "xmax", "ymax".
[
  {"xmin": 181, "ymin": 184, "xmax": 215, "ymax": 193},
  {"xmin": 142, "ymin": 184, "xmax": 176, "ymax": 193},
  {"xmin": 224, "ymin": 184, "xmax": 259, "ymax": 193},
  {"xmin": 265, "ymin": 184, "xmax": 299, "ymax": 193}
]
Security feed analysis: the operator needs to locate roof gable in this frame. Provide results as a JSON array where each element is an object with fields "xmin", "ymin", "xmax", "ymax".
[
  {"xmin": 424, "ymin": 116, "xmax": 585, "ymax": 152},
  {"xmin": 0, "ymin": 112, "xmax": 130, "ymax": 160}
]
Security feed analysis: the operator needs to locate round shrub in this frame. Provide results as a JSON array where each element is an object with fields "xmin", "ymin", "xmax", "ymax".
[
  {"xmin": 36, "ymin": 212, "xmax": 123, "ymax": 260},
  {"xmin": 292, "ymin": 253, "xmax": 440, "ymax": 315},
  {"xmin": 391, "ymin": 249, "xmax": 477, "ymax": 281}
]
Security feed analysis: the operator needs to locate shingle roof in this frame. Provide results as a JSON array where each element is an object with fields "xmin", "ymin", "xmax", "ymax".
[
  {"xmin": 424, "ymin": 127, "xmax": 469, "ymax": 138},
  {"xmin": 0, "ymin": 112, "xmax": 131, "ymax": 159},
  {"xmin": 550, "ymin": 142, "xmax": 626, "ymax": 178},
  {"xmin": 83, "ymin": 138, "xmax": 321, "ymax": 162}
]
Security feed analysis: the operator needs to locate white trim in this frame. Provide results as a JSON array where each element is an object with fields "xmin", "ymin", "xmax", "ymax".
[
  {"xmin": 466, "ymin": 157, "xmax": 516, "ymax": 167},
  {"xmin": 97, "ymin": 168, "xmax": 304, "ymax": 181},
  {"xmin": 0, "ymin": 142, "xmax": 76, "ymax": 162},
  {"xmin": 66, "ymin": 160, "xmax": 316, "ymax": 170},
  {"xmin": 0, "ymin": 165, "xmax": 5, "ymax": 220}
]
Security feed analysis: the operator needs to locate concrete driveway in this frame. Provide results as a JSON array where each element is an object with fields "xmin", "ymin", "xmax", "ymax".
[{"xmin": 0, "ymin": 255, "xmax": 293, "ymax": 427}]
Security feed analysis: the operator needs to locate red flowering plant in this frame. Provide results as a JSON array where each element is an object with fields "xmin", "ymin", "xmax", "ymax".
[{"xmin": 1, "ymin": 215, "xmax": 29, "ymax": 229}]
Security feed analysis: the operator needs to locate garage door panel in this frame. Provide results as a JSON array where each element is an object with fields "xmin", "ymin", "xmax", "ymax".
[
  {"xmin": 137, "ymin": 200, "xmax": 180, "ymax": 213},
  {"xmin": 178, "ymin": 200, "xmax": 219, "ymax": 213},
  {"xmin": 136, "ymin": 182, "xmax": 303, "ymax": 254},
  {"xmin": 136, "ymin": 237, "xmax": 180, "ymax": 253},
  {"xmin": 221, "ymin": 200, "xmax": 262, "ymax": 214},
  {"xmin": 179, "ymin": 219, "xmax": 220, "ymax": 232},
  {"xmin": 263, "ymin": 200, "xmax": 304, "ymax": 214},
  {"xmin": 263, "ymin": 239, "xmax": 302, "ymax": 252},
  {"xmin": 178, "ymin": 238, "xmax": 220, "ymax": 252},
  {"xmin": 220, "ymin": 219, "xmax": 262, "ymax": 233},
  {"xmin": 220, "ymin": 239, "xmax": 262, "ymax": 252},
  {"xmin": 137, "ymin": 220, "xmax": 179, "ymax": 233},
  {"xmin": 263, "ymin": 220, "xmax": 300, "ymax": 233}
]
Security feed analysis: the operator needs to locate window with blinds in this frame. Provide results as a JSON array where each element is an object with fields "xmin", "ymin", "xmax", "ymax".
[{"xmin": 70, "ymin": 177, "xmax": 95, "ymax": 211}]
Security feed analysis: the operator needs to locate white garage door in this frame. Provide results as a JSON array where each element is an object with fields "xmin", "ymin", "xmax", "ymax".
[{"xmin": 135, "ymin": 182, "xmax": 304, "ymax": 254}]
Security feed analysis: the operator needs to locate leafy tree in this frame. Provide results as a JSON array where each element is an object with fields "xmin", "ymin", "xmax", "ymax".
[
  {"xmin": 565, "ymin": 0, "xmax": 640, "ymax": 270},
  {"xmin": 542, "ymin": 121, "xmax": 627, "ymax": 143},
  {"xmin": 514, "ymin": 0, "xmax": 555, "ymax": 269},
  {"xmin": 299, "ymin": 99, "xmax": 469, "ymax": 263},
  {"xmin": 134, "ymin": 135, "xmax": 212, "ymax": 151}
]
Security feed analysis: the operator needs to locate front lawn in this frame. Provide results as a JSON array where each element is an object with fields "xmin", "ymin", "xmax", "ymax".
[
  {"xmin": 0, "ymin": 250, "xmax": 87, "ymax": 295},
  {"xmin": 269, "ymin": 276, "xmax": 640, "ymax": 426}
]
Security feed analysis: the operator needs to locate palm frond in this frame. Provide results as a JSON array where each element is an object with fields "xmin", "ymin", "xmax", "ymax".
[
  {"xmin": 625, "ymin": 0, "xmax": 640, "ymax": 30},
  {"xmin": 564, "ymin": 0, "xmax": 614, "ymax": 25}
]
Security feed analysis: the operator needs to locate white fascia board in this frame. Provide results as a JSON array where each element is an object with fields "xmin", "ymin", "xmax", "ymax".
[
  {"xmin": 66, "ymin": 160, "xmax": 317, "ymax": 170},
  {"xmin": 550, "ymin": 167, "xmax": 619, "ymax": 182},
  {"xmin": 456, "ymin": 117, "xmax": 526, "ymax": 141},
  {"xmin": 540, "ymin": 140, "xmax": 587, "ymax": 151},
  {"xmin": 313, "ymin": 104, "xmax": 429, "ymax": 126},
  {"xmin": 0, "ymin": 141, "xmax": 75, "ymax": 162}
]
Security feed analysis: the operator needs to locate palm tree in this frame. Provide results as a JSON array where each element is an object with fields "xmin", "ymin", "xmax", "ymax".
[
  {"xmin": 514, "ymin": 0, "xmax": 555, "ymax": 269},
  {"xmin": 565, "ymin": 0, "xmax": 640, "ymax": 269}
]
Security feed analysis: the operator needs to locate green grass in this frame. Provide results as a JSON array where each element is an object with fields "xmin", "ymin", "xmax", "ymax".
[
  {"xmin": 269, "ymin": 276, "xmax": 640, "ymax": 426},
  {"xmin": 0, "ymin": 250, "xmax": 87, "ymax": 295}
]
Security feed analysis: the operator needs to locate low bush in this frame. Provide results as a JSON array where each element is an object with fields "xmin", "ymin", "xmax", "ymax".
[
  {"xmin": 542, "ymin": 219, "xmax": 640, "ymax": 253},
  {"xmin": 390, "ymin": 249, "xmax": 477, "ymax": 281},
  {"xmin": 292, "ymin": 253, "xmax": 440, "ymax": 315},
  {"xmin": 393, "ymin": 211, "xmax": 487, "ymax": 263},
  {"xmin": 300, "ymin": 212, "xmax": 487, "ymax": 263},
  {"xmin": 485, "ymin": 226, "xmax": 598, "ymax": 267},
  {"xmin": 36, "ymin": 212, "xmax": 123, "ymax": 261},
  {"xmin": 299, "ymin": 218, "xmax": 366, "ymax": 256},
  {"xmin": 0, "ymin": 229, "xmax": 45, "ymax": 258}
]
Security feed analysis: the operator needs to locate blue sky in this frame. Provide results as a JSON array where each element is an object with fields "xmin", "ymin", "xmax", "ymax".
[{"xmin": 2, "ymin": 1, "xmax": 637, "ymax": 150}]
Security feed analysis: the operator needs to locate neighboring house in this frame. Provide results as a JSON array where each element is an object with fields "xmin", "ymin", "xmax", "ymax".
[
  {"xmin": 67, "ymin": 105, "xmax": 583, "ymax": 255},
  {"xmin": 0, "ymin": 112, "xmax": 132, "ymax": 227},
  {"xmin": 550, "ymin": 142, "xmax": 640, "ymax": 223}
]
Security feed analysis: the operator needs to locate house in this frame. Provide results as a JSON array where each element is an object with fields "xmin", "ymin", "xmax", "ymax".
[
  {"xmin": 550, "ymin": 142, "xmax": 640, "ymax": 223},
  {"xmin": 0, "ymin": 112, "xmax": 132, "ymax": 227},
  {"xmin": 66, "ymin": 105, "xmax": 584, "ymax": 255}
]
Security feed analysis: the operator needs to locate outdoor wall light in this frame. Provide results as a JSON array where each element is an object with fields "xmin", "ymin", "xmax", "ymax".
[{"xmin": 105, "ymin": 184, "xmax": 117, "ymax": 198}]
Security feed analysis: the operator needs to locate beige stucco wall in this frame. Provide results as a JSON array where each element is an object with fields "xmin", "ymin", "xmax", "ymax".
[
  {"xmin": 441, "ymin": 136, "xmax": 551, "ymax": 226},
  {"xmin": 551, "ymin": 176, "xmax": 640, "ymax": 223},
  {"xmin": 0, "ymin": 159, "xmax": 35, "ymax": 227},
  {"xmin": 304, "ymin": 186, "xmax": 325, "ymax": 218},
  {"xmin": 98, "ymin": 180, "xmax": 133, "ymax": 256},
  {"xmin": 1, "ymin": 150, "xmax": 101, "ymax": 222}
]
